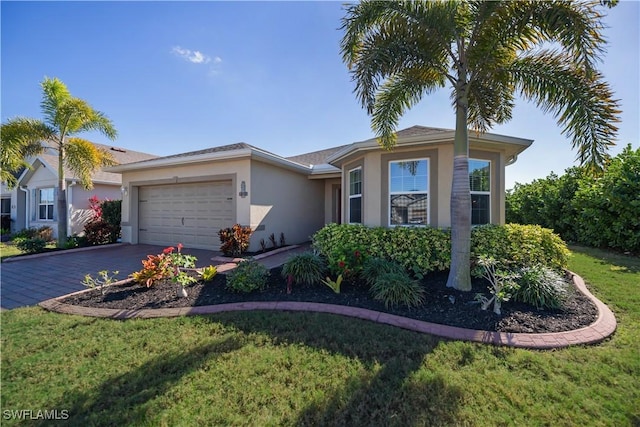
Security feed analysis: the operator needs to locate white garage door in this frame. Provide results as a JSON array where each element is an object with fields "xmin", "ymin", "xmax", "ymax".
[{"xmin": 138, "ymin": 181, "xmax": 234, "ymax": 250}]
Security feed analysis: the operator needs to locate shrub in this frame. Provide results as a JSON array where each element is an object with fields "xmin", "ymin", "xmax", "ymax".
[
  {"xmin": 131, "ymin": 243, "xmax": 197, "ymax": 288},
  {"xmin": 226, "ymin": 258, "xmax": 269, "ymax": 293},
  {"xmin": 312, "ymin": 223, "xmax": 450, "ymax": 276},
  {"xmin": 84, "ymin": 221, "xmax": 119, "ymax": 246},
  {"xmin": 1, "ymin": 215, "xmax": 11, "ymax": 232},
  {"xmin": 282, "ymin": 252, "xmax": 325, "ymax": 286},
  {"xmin": 361, "ymin": 257, "xmax": 405, "ymax": 287},
  {"xmin": 13, "ymin": 226, "xmax": 53, "ymax": 242},
  {"xmin": 14, "ymin": 237, "xmax": 47, "ymax": 254},
  {"xmin": 513, "ymin": 265, "xmax": 568, "ymax": 310},
  {"xmin": 64, "ymin": 234, "xmax": 88, "ymax": 249},
  {"xmin": 326, "ymin": 245, "xmax": 367, "ymax": 281},
  {"xmin": 219, "ymin": 224, "xmax": 252, "ymax": 256},
  {"xmin": 471, "ymin": 224, "xmax": 569, "ymax": 277},
  {"xmin": 370, "ymin": 271, "xmax": 425, "ymax": 309}
]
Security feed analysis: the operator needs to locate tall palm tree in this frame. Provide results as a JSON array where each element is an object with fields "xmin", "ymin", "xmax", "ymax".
[
  {"xmin": 340, "ymin": 0, "xmax": 620, "ymax": 291},
  {"xmin": 1, "ymin": 77, "xmax": 117, "ymax": 246}
]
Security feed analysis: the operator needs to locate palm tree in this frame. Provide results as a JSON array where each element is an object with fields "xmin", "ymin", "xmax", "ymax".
[
  {"xmin": 1, "ymin": 77, "xmax": 117, "ymax": 246},
  {"xmin": 340, "ymin": 0, "xmax": 620, "ymax": 291}
]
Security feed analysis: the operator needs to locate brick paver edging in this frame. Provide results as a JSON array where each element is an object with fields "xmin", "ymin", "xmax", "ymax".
[{"xmin": 38, "ymin": 270, "xmax": 616, "ymax": 349}]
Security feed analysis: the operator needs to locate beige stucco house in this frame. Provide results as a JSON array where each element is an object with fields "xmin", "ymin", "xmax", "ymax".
[
  {"xmin": 108, "ymin": 126, "xmax": 532, "ymax": 251},
  {"xmin": 1, "ymin": 144, "xmax": 156, "ymax": 238}
]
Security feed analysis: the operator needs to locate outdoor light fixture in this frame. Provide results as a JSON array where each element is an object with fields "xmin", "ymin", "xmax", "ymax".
[
  {"xmin": 121, "ymin": 185, "xmax": 128, "ymax": 196},
  {"xmin": 239, "ymin": 181, "xmax": 248, "ymax": 198}
]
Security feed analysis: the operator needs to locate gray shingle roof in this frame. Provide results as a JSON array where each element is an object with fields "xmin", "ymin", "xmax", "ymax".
[
  {"xmin": 286, "ymin": 145, "xmax": 350, "ymax": 166},
  {"xmin": 38, "ymin": 143, "xmax": 157, "ymax": 184}
]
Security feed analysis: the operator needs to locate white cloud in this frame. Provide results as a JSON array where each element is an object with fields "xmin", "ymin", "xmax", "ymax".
[{"xmin": 171, "ymin": 46, "xmax": 212, "ymax": 64}]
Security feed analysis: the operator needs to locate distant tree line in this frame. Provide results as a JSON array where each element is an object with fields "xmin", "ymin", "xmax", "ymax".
[{"xmin": 506, "ymin": 144, "xmax": 639, "ymax": 253}]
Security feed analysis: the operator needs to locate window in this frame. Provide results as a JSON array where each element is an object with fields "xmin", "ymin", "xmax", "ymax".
[
  {"xmin": 389, "ymin": 159, "xmax": 428, "ymax": 226},
  {"xmin": 348, "ymin": 167, "xmax": 362, "ymax": 223},
  {"xmin": 469, "ymin": 159, "xmax": 490, "ymax": 225},
  {"xmin": 38, "ymin": 188, "xmax": 54, "ymax": 221},
  {"xmin": 1, "ymin": 198, "xmax": 10, "ymax": 216}
]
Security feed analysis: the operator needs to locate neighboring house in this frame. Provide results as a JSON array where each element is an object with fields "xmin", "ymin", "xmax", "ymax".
[
  {"xmin": 108, "ymin": 125, "xmax": 532, "ymax": 251},
  {"xmin": 1, "ymin": 143, "xmax": 157, "ymax": 238}
]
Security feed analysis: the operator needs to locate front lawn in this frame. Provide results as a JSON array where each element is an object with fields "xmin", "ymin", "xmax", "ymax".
[{"xmin": 1, "ymin": 246, "xmax": 638, "ymax": 426}]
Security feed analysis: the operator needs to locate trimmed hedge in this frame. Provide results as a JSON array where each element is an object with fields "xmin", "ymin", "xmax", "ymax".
[{"xmin": 312, "ymin": 223, "xmax": 569, "ymax": 277}]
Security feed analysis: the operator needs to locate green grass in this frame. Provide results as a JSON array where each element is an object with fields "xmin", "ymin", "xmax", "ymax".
[
  {"xmin": 0, "ymin": 242, "xmax": 22, "ymax": 260},
  {"xmin": 1, "ymin": 246, "xmax": 638, "ymax": 426}
]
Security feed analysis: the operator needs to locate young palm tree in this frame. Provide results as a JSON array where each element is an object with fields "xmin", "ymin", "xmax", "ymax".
[
  {"xmin": 340, "ymin": 0, "xmax": 620, "ymax": 291},
  {"xmin": 1, "ymin": 77, "xmax": 117, "ymax": 246}
]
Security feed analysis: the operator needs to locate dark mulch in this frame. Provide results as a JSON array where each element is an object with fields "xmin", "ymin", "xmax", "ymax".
[{"xmin": 61, "ymin": 267, "xmax": 598, "ymax": 334}]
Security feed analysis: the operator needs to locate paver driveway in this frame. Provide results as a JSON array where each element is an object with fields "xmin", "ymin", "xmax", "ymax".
[{"xmin": 0, "ymin": 244, "xmax": 219, "ymax": 309}]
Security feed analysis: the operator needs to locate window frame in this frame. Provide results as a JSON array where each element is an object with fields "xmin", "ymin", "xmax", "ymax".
[
  {"xmin": 388, "ymin": 158, "xmax": 430, "ymax": 227},
  {"xmin": 38, "ymin": 188, "xmax": 55, "ymax": 221},
  {"xmin": 348, "ymin": 167, "xmax": 362, "ymax": 224},
  {"xmin": 0, "ymin": 198, "xmax": 10, "ymax": 216},
  {"xmin": 469, "ymin": 158, "xmax": 491, "ymax": 225}
]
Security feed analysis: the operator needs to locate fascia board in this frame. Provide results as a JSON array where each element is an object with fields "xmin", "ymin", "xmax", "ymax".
[{"xmin": 105, "ymin": 149, "xmax": 254, "ymax": 172}]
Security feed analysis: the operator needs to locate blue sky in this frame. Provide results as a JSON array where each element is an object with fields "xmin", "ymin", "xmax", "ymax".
[{"xmin": 2, "ymin": 1, "xmax": 638, "ymax": 189}]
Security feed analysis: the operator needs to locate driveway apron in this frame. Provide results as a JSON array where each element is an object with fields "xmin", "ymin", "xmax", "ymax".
[{"xmin": 1, "ymin": 244, "xmax": 219, "ymax": 309}]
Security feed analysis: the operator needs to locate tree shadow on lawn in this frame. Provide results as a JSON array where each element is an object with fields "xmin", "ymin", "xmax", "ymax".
[
  {"xmin": 37, "ymin": 336, "xmax": 245, "ymax": 427},
  {"xmin": 207, "ymin": 310, "xmax": 466, "ymax": 426}
]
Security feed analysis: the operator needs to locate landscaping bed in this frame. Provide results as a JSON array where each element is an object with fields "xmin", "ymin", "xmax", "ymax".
[{"xmin": 60, "ymin": 267, "xmax": 598, "ymax": 334}]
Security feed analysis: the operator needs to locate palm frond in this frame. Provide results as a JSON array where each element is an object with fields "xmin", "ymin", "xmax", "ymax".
[
  {"xmin": 509, "ymin": 50, "xmax": 620, "ymax": 171},
  {"xmin": 64, "ymin": 137, "xmax": 117, "ymax": 189},
  {"xmin": 0, "ymin": 118, "xmax": 54, "ymax": 187},
  {"xmin": 40, "ymin": 77, "xmax": 72, "ymax": 129}
]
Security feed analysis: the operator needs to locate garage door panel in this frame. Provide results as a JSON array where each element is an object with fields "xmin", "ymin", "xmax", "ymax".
[{"xmin": 139, "ymin": 181, "xmax": 234, "ymax": 250}]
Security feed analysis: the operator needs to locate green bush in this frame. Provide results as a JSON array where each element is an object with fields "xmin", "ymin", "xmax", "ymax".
[
  {"xmin": 226, "ymin": 258, "xmax": 269, "ymax": 293},
  {"xmin": 14, "ymin": 237, "xmax": 47, "ymax": 254},
  {"xmin": 313, "ymin": 223, "xmax": 566, "ymax": 278},
  {"xmin": 312, "ymin": 224, "xmax": 450, "ymax": 276},
  {"xmin": 281, "ymin": 252, "xmax": 326, "ymax": 285},
  {"xmin": 13, "ymin": 226, "xmax": 53, "ymax": 242},
  {"xmin": 370, "ymin": 272, "xmax": 425, "ymax": 309},
  {"xmin": 361, "ymin": 257, "xmax": 405, "ymax": 287},
  {"xmin": 513, "ymin": 265, "xmax": 568, "ymax": 310},
  {"xmin": 471, "ymin": 224, "xmax": 569, "ymax": 277}
]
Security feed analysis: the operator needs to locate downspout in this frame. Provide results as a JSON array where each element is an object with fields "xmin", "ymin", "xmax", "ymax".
[
  {"xmin": 19, "ymin": 186, "xmax": 29, "ymax": 229},
  {"xmin": 67, "ymin": 180, "xmax": 77, "ymax": 236}
]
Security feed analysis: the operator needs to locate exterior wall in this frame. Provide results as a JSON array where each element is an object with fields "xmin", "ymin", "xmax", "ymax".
[
  {"xmin": 119, "ymin": 159, "xmax": 250, "ymax": 245},
  {"xmin": 68, "ymin": 184, "xmax": 121, "ymax": 236},
  {"xmin": 341, "ymin": 142, "xmax": 507, "ymax": 228},
  {"xmin": 323, "ymin": 178, "xmax": 341, "ymax": 224},
  {"xmin": 23, "ymin": 164, "xmax": 59, "ymax": 236},
  {"xmin": 250, "ymin": 160, "xmax": 325, "ymax": 251}
]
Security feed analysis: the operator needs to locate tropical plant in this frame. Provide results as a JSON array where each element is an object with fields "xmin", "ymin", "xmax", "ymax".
[
  {"xmin": 370, "ymin": 271, "xmax": 425, "ymax": 309},
  {"xmin": 0, "ymin": 77, "xmax": 117, "ymax": 247},
  {"xmin": 131, "ymin": 243, "xmax": 197, "ymax": 288},
  {"xmin": 14, "ymin": 237, "xmax": 47, "ymax": 254},
  {"xmin": 321, "ymin": 274, "xmax": 343, "ymax": 294},
  {"xmin": 226, "ymin": 258, "xmax": 269, "ymax": 293},
  {"xmin": 361, "ymin": 257, "xmax": 405, "ymax": 288},
  {"xmin": 197, "ymin": 265, "xmax": 218, "ymax": 282},
  {"xmin": 341, "ymin": 0, "xmax": 620, "ymax": 291},
  {"xmin": 82, "ymin": 270, "xmax": 119, "ymax": 296},
  {"xmin": 475, "ymin": 256, "xmax": 519, "ymax": 315},
  {"xmin": 218, "ymin": 224, "xmax": 252, "ymax": 257},
  {"xmin": 513, "ymin": 265, "xmax": 568, "ymax": 310},
  {"xmin": 281, "ymin": 252, "xmax": 326, "ymax": 291}
]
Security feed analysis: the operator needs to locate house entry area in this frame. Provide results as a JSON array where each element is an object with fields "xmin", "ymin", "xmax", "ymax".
[{"xmin": 138, "ymin": 181, "xmax": 234, "ymax": 250}]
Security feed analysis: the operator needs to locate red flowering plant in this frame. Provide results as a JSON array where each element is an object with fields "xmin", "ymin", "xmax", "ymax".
[
  {"xmin": 327, "ymin": 244, "xmax": 368, "ymax": 282},
  {"xmin": 131, "ymin": 243, "xmax": 197, "ymax": 288}
]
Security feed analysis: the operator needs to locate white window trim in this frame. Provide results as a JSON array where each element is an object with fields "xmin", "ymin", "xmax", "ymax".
[
  {"xmin": 388, "ymin": 158, "xmax": 430, "ymax": 227},
  {"xmin": 469, "ymin": 158, "xmax": 491, "ymax": 225},
  {"xmin": 348, "ymin": 166, "xmax": 362, "ymax": 224},
  {"xmin": 38, "ymin": 187, "xmax": 55, "ymax": 221}
]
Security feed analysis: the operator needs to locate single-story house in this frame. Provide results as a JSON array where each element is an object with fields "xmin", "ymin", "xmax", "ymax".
[
  {"xmin": 1, "ymin": 143, "xmax": 157, "ymax": 238},
  {"xmin": 107, "ymin": 125, "xmax": 532, "ymax": 251}
]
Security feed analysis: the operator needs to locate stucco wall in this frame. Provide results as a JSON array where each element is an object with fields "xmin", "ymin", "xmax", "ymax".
[
  {"xmin": 341, "ymin": 142, "xmax": 507, "ymax": 228},
  {"xmin": 119, "ymin": 159, "xmax": 250, "ymax": 245},
  {"xmin": 250, "ymin": 160, "xmax": 325, "ymax": 251},
  {"xmin": 69, "ymin": 184, "xmax": 121, "ymax": 236}
]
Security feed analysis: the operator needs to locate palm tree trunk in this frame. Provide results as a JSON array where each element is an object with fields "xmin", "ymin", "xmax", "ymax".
[
  {"xmin": 56, "ymin": 145, "xmax": 68, "ymax": 247},
  {"xmin": 446, "ymin": 86, "xmax": 472, "ymax": 291}
]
